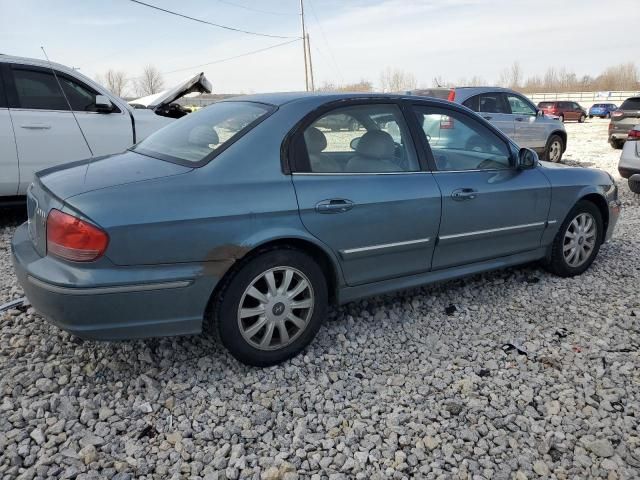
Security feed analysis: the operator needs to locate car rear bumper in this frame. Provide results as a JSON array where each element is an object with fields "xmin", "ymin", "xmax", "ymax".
[{"xmin": 11, "ymin": 223, "xmax": 220, "ymax": 340}]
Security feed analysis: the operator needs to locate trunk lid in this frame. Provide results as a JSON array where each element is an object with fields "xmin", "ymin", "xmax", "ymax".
[{"xmin": 128, "ymin": 72, "xmax": 212, "ymax": 110}]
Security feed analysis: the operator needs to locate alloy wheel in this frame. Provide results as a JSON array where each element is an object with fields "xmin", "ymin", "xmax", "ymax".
[
  {"xmin": 548, "ymin": 140, "xmax": 562, "ymax": 162},
  {"xmin": 237, "ymin": 266, "xmax": 314, "ymax": 351},
  {"xmin": 563, "ymin": 213, "xmax": 597, "ymax": 267}
]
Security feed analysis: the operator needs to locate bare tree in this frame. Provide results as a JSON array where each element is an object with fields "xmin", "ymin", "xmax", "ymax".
[
  {"xmin": 135, "ymin": 65, "xmax": 165, "ymax": 96},
  {"xmin": 317, "ymin": 79, "xmax": 373, "ymax": 92},
  {"xmin": 379, "ymin": 67, "xmax": 417, "ymax": 92},
  {"xmin": 457, "ymin": 75, "xmax": 486, "ymax": 87},
  {"xmin": 498, "ymin": 61, "xmax": 522, "ymax": 89},
  {"xmin": 95, "ymin": 70, "xmax": 129, "ymax": 97}
]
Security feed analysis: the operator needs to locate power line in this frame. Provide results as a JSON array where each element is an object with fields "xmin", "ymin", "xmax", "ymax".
[
  {"xmin": 306, "ymin": 0, "xmax": 343, "ymax": 84},
  {"xmin": 129, "ymin": 0, "xmax": 300, "ymax": 39},
  {"xmin": 125, "ymin": 38, "xmax": 301, "ymax": 80},
  {"xmin": 215, "ymin": 0, "xmax": 299, "ymax": 16}
]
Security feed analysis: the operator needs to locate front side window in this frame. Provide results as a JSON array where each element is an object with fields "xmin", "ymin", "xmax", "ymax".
[
  {"xmin": 134, "ymin": 101, "xmax": 272, "ymax": 165},
  {"xmin": 507, "ymin": 94, "xmax": 536, "ymax": 115},
  {"xmin": 301, "ymin": 104, "xmax": 419, "ymax": 173},
  {"xmin": 12, "ymin": 68, "xmax": 69, "ymax": 110},
  {"xmin": 413, "ymin": 106, "xmax": 511, "ymax": 171}
]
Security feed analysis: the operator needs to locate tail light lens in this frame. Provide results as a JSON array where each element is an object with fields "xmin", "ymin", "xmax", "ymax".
[
  {"xmin": 612, "ymin": 110, "xmax": 624, "ymax": 118},
  {"xmin": 628, "ymin": 129, "xmax": 640, "ymax": 140},
  {"xmin": 447, "ymin": 89, "xmax": 456, "ymax": 102},
  {"xmin": 47, "ymin": 209, "xmax": 109, "ymax": 262}
]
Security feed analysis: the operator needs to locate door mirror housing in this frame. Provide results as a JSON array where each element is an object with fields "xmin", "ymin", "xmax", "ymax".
[
  {"xmin": 95, "ymin": 95, "xmax": 114, "ymax": 113},
  {"xmin": 517, "ymin": 148, "xmax": 538, "ymax": 170}
]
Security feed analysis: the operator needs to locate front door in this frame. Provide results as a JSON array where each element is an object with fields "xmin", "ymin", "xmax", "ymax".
[
  {"xmin": 505, "ymin": 93, "xmax": 546, "ymax": 150},
  {"xmin": 291, "ymin": 102, "xmax": 442, "ymax": 286},
  {"xmin": 0, "ymin": 68, "xmax": 19, "ymax": 196},
  {"xmin": 411, "ymin": 104, "xmax": 551, "ymax": 270}
]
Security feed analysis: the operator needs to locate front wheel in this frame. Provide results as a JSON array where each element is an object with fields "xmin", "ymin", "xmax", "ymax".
[
  {"xmin": 558, "ymin": 114, "xmax": 564, "ymax": 123},
  {"xmin": 589, "ymin": 115, "xmax": 593, "ymax": 119},
  {"xmin": 610, "ymin": 138, "xmax": 624, "ymax": 149},
  {"xmin": 544, "ymin": 201, "xmax": 603, "ymax": 277},
  {"xmin": 544, "ymin": 134, "xmax": 564, "ymax": 162},
  {"xmin": 214, "ymin": 249, "xmax": 327, "ymax": 366},
  {"xmin": 579, "ymin": 114, "xmax": 586, "ymax": 123},
  {"xmin": 629, "ymin": 176, "xmax": 640, "ymax": 194},
  {"xmin": 605, "ymin": 113, "xmax": 611, "ymax": 119}
]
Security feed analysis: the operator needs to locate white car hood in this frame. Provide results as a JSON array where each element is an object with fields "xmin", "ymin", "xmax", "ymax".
[{"xmin": 129, "ymin": 72, "xmax": 212, "ymax": 109}]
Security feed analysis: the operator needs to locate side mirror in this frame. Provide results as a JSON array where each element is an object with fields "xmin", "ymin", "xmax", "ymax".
[
  {"xmin": 95, "ymin": 94, "xmax": 114, "ymax": 113},
  {"xmin": 517, "ymin": 148, "xmax": 538, "ymax": 169},
  {"xmin": 350, "ymin": 137, "xmax": 361, "ymax": 150}
]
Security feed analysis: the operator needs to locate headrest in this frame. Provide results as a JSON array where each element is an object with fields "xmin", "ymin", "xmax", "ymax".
[
  {"xmin": 355, "ymin": 130, "xmax": 395, "ymax": 159},
  {"xmin": 304, "ymin": 127, "xmax": 327, "ymax": 154},
  {"xmin": 188, "ymin": 125, "xmax": 219, "ymax": 147}
]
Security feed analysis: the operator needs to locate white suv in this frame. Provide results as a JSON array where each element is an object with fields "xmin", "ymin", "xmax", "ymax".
[{"xmin": 409, "ymin": 87, "xmax": 567, "ymax": 163}]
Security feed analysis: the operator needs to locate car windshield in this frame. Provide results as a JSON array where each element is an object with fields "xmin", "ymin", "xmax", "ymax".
[
  {"xmin": 620, "ymin": 98, "xmax": 640, "ymax": 110},
  {"xmin": 133, "ymin": 101, "xmax": 273, "ymax": 165}
]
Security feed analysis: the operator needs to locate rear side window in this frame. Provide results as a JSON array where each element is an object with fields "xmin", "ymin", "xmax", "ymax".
[
  {"xmin": 469, "ymin": 93, "xmax": 510, "ymax": 114},
  {"xmin": 0, "ymin": 69, "xmax": 6, "ymax": 108},
  {"xmin": 134, "ymin": 101, "xmax": 273, "ymax": 165},
  {"xmin": 621, "ymin": 98, "xmax": 640, "ymax": 110},
  {"xmin": 538, "ymin": 102, "xmax": 554, "ymax": 108}
]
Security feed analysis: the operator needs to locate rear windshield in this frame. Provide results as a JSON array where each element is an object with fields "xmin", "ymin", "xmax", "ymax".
[
  {"xmin": 133, "ymin": 101, "xmax": 273, "ymax": 165},
  {"xmin": 620, "ymin": 98, "xmax": 640, "ymax": 110}
]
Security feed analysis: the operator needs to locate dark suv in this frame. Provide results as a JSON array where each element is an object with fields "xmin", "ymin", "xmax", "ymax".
[
  {"xmin": 609, "ymin": 97, "xmax": 640, "ymax": 149},
  {"xmin": 538, "ymin": 101, "xmax": 587, "ymax": 123}
]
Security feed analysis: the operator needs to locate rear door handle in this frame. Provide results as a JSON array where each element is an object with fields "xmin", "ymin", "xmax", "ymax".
[
  {"xmin": 20, "ymin": 123, "xmax": 51, "ymax": 129},
  {"xmin": 515, "ymin": 117, "xmax": 524, "ymax": 122},
  {"xmin": 452, "ymin": 188, "xmax": 477, "ymax": 201},
  {"xmin": 315, "ymin": 199, "xmax": 354, "ymax": 213}
]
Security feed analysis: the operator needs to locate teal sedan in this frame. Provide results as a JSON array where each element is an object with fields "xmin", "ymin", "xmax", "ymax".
[{"xmin": 12, "ymin": 93, "xmax": 621, "ymax": 366}]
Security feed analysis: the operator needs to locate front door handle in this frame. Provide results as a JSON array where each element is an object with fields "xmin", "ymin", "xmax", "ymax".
[
  {"xmin": 315, "ymin": 199, "xmax": 354, "ymax": 213},
  {"xmin": 515, "ymin": 117, "xmax": 524, "ymax": 122},
  {"xmin": 451, "ymin": 188, "xmax": 477, "ymax": 201},
  {"xmin": 20, "ymin": 123, "xmax": 51, "ymax": 129}
]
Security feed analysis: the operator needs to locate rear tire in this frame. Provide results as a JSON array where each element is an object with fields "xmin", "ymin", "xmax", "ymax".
[
  {"xmin": 588, "ymin": 115, "xmax": 593, "ymax": 119},
  {"xmin": 214, "ymin": 248, "xmax": 327, "ymax": 367},
  {"xmin": 544, "ymin": 200, "xmax": 603, "ymax": 277},
  {"xmin": 610, "ymin": 138, "xmax": 624, "ymax": 149},
  {"xmin": 544, "ymin": 134, "xmax": 564, "ymax": 162},
  {"xmin": 629, "ymin": 176, "xmax": 640, "ymax": 194}
]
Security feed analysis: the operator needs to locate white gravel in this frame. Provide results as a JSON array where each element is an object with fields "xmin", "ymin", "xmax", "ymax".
[{"xmin": 1, "ymin": 119, "xmax": 639, "ymax": 480}]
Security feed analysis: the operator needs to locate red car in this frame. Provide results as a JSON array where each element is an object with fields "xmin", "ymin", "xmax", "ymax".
[{"xmin": 537, "ymin": 101, "xmax": 587, "ymax": 123}]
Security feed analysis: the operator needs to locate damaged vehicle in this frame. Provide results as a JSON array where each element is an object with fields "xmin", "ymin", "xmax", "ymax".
[
  {"xmin": 12, "ymin": 92, "xmax": 620, "ymax": 366},
  {"xmin": 0, "ymin": 54, "xmax": 211, "ymax": 201}
]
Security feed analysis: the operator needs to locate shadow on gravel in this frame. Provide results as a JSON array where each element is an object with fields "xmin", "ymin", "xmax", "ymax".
[{"xmin": 0, "ymin": 205, "xmax": 27, "ymax": 228}]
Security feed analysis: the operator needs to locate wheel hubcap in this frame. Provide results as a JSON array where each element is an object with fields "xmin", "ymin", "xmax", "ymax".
[
  {"xmin": 549, "ymin": 141, "xmax": 561, "ymax": 162},
  {"xmin": 563, "ymin": 213, "xmax": 597, "ymax": 267},
  {"xmin": 237, "ymin": 266, "xmax": 314, "ymax": 351}
]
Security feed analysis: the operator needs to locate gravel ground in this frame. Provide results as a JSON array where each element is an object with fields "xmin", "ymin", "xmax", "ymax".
[{"xmin": 1, "ymin": 119, "xmax": 639, "ymax": 480}]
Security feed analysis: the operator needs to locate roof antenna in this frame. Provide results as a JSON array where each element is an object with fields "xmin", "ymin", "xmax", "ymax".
[{"xmin": 40, "ymin": 46, "xmax": 93, "ymax": 157}]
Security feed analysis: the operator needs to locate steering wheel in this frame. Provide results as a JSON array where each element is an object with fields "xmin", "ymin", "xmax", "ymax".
[
  {"xmin": 466, "ymin": 135, "xmax": 490, "ymax": 153},
  {"xmin": 477, "ymin": 158, "xmax": 503, "ymax": 170}
]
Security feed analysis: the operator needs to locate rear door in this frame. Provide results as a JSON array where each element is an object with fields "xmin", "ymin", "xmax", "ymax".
[
  {"xmin": 290, "ymin": 101, "xmax": 442, "ymax": 286},
  {"xmin": 505, "ymin": 92, "xmax": 546, "ymax": 150},
  {"xmin": 462, "ymin": 93, "xmax": 515, "ymax": 139},
  {"xmin": 0, "ymin": 65, "xmax": 19, "ymax": 196},
  {"xmin": 411, "ymin": 104, "xmax": 551, "ymax": 269}
]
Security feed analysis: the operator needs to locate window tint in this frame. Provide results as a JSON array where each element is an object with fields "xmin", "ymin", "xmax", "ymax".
[
  {"xmin": 475, "ymin": 93, "xmax": 510, "ymax": 114},
  {"xmin": 134, "ymin": 101, "xmax": 272, "ymax": 165},
  {"xmin": 0, "ymin": 71, "xmax": 6, "ymax": 108},
  {"xmin": 506, "ymin": 94, "xmax": 536, "ymax": 115},
  {"xmin": 413, "ymin": 106, "xmax": 511, "ymax": 171},
  {"xmin": 621, "ymin": 98, "xmax": 640, "ymax": 110},
  {"xmin": 302, "ymin": 104, "xmax": 419, "ymax": 173},
  {"xmin": 13, "ymin": 68, "xmax": 70, "ymax": 110},
  {"xmin": 538, "ymin": 102, "xmax": 554, "ymax": 108},
  {"xmin": 59, "ymin": 76, "xmax": 100, "ymax": 112}
]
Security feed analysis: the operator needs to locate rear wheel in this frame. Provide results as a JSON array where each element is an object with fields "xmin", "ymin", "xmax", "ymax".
[
  {"xmin": 544, "ymin": 201, "xmax": 603, "ymax": 277},
  {"xmin": 589, "ymin": 115, "xmax": 593, "ymax": 119},
  {"xmin": 544, "ymin": 134, "xmax": 564, "ymax": 162},
  {"xmin": 610, "ymin": 138, "xmax": 624, "ymax": 149},
  {"xmin": 629, "ymin": 176, "xmax": 640, "ymax": 194},
  {"xmin": 579, "ymin": 114, "xmax": 586, "ymax": 123},
  {"xmin": 214, "ymin": 249, "xmax": 327, "ymax": 366}
]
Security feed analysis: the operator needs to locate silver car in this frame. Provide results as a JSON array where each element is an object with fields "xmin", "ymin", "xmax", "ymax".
[
  {"xmin": 409, "ymin": 87, "xmax": 567, "ymax": 162},
  {"xmin": 618, "ymin": 124, "xmax": 640, "ymax": 193}
]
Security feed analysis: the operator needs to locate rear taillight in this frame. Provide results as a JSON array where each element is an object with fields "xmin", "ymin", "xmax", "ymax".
[
  {"xmin": 46, "ymin": 209, "xmax": 109, "ymax": 262},
  {"xmin": 447, "ymin": 89, "xmax": 455, "ymax": 102},
  {"xmin": 628, "ymin": 129, "xmax": 640, "ymax": 140},
  {"xmin": 612, "ymin": 110, "xmax": 624, "ymax": 118}
]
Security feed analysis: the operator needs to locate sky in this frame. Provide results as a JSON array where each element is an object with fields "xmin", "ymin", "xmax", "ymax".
[{"xmin": 1, "ymin": 0, "xmax": 638, "ymax": 95}]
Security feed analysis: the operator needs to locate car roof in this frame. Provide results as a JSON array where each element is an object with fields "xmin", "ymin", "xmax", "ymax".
[{"xmin": 221, "ymin": 91, "xmax": 454, "ymax": 107}]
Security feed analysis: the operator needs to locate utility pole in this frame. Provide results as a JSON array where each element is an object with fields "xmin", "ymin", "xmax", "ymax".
[
  {"xmin": 300, "ymin": 0, "xmax": 309, "ymax": 91},
  {"xmin": 306, "ymin": 33, "xmax": 315, "ymax": 91}
]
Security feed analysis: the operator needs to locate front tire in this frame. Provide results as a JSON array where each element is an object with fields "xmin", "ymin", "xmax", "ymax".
[
  {"xmin": 544, "ymin": 134, "xmax": 564, "ymax": 162},
  {"xmin": 579, "ymin": 114, "xmax": 586, "ymax": 123},
  {"xmin": 214, "ymin": 249, "xmax": 327, "ymax": 367},
  {"xmin": 588, "ymin": 115, "xmax": 593, "ymax": 119},
  {"xmin": 558, "ymin": 114, "xmax": 564, "ymax": 123},
  {"xmin": 629, "ymin": 176, "xmax": 640, "ymax": 194},
  {"xmin": 610, "ymin": 138, "xmax": 624, "ymax": 149},
  {"xmin": 544, "ymin": 201, "xmax": 603, "ymax": 277}
]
